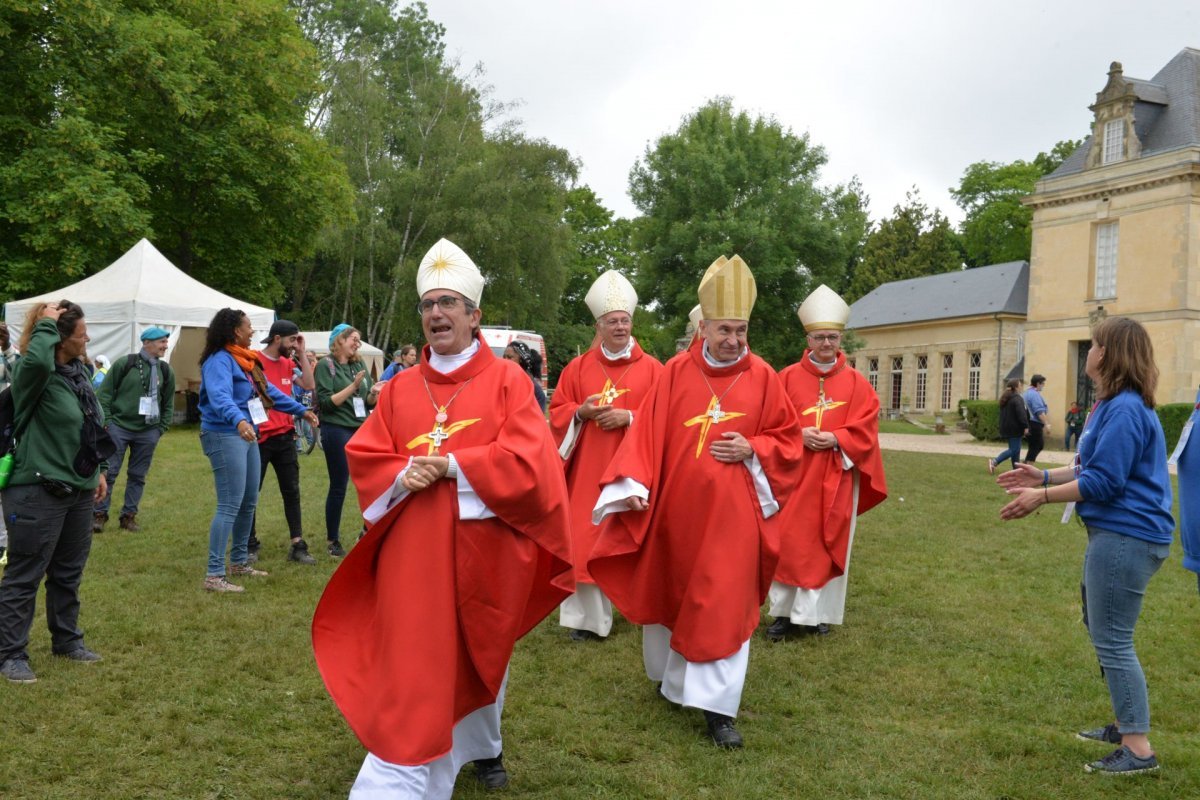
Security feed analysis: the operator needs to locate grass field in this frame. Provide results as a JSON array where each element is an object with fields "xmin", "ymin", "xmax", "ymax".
[{"xmin": 3, "ymin": 429, "xmax": 1198, "ymax": 799}]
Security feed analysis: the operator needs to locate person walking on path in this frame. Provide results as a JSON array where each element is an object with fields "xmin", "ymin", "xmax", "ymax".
[
  {"xmin": 989, "ymin": 379, "xmax": 1028, "ymax": 474},
  {"xmin": 1023, "ymin": 374, "xmax": 1050, "ymax": 463}
]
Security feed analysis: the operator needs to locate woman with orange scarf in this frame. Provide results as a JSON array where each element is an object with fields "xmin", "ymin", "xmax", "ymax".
[{"xmin": 198, "ymin": 309, "xmax": 318, "ymax": 593}]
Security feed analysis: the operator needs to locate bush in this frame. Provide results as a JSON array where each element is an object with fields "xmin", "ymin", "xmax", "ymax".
[
  {"xmin": 1157, "ymin": 402, "xmax": 1192, "ymax": 451},
  {"xmin": 963, "ymin": 400, "xmax": 1000, "ymax": 441}
]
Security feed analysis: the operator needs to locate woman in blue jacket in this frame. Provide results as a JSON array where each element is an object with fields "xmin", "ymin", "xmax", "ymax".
[
  {"xmin": 198, "ymin": 309, "xmax": 318, "ymax": 593},
  {"xmin": 998, "ymin": 316, "xmax": 1171, "ymax": 776}
]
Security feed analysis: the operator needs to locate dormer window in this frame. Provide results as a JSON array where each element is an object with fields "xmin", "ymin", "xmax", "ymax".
[{"xmin": 1102, "ymin": 119, "xmax": 1124, "ymax": 164}]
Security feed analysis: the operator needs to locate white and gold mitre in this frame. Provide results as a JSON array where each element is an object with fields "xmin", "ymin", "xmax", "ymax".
[
  {"xmin": 698, "ymin": 254, "xmax": 756, "ymax": 321},
  {"xmin": 584, "ymin": 270, "xmax": 637, "ymax": 319},
  {"xmin": 688, "ymin": 304, "xmax": 703, "ymax": 329},
  {"xmin": 416, "ymin": 238, "xmax": 484, "ymax": 305},
  {"xmin": 796, "ymin": 284, "xmax": 850, "ymax": 331}
]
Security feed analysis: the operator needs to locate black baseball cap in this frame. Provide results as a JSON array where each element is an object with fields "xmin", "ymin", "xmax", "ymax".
[{"xmin": 261, "ymin": 319, "xmax": 300, "ymax": 344}]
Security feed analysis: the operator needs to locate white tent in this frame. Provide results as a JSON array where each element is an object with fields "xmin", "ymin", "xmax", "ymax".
[
  {"xmin": 300, "ymin": 331, "xmax": 386, "ymax": 378},
  {"xmin": 4, "ymin": 239, "xmax": 276, "ymax": 390}
]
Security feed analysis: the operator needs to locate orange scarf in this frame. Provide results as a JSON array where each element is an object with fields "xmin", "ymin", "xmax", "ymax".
[{"xmin": 224, "ymin": 344, "xmax": 274, "ymax": 410}]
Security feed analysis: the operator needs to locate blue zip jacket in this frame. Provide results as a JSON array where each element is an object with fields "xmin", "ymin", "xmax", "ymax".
[
  {"xmin": 1176, "ymin": 387, "xmax": 1200, "ymax": 573},
  {"xmin": 1076, "ymin": 389, "xmax": 1174, "ymax": 544},
  {"xmin": 199, "ymin": 350, "xmax": 307, "ymax": 435}
]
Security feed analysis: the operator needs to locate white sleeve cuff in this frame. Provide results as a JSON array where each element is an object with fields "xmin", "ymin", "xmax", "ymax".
[
  {"xmin": 455, "ymin": 456, "xmax": 496, "ymax": 520},
  {"xmin": 363, "ymin": 458, "xmax": 413, "ymax": 524},
  {"xmin": 558, "ymin": 414, "xmax": 582, "ymax": 460},
  {"xmin": 592, "ymin": 478, "xmax": 650, "ymax": 524},
  {"xmin": 744, "ymin": 453, "xmax": 779, "ymax": 518}
]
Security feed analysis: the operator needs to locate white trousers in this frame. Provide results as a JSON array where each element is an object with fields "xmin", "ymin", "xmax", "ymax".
[
  {"xmin": 348, "ymin": 672, "xmax": 507, "ymax": 800},
  {"xmin": 558, "ymin": 583, "xmax": 614, "ymax": 636},
  {"xmin": 642, "ymin": 624, "xmax": 749, "ymax": 718},
  {"xmin": 768, "ymin": 470, "xmax": 861, "ymax": 626}
]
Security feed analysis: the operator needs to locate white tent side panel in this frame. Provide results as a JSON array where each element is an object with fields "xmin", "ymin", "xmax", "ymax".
[{"xmin": 3, "ymin": 238, "xmax": 277, "ymax": 397}]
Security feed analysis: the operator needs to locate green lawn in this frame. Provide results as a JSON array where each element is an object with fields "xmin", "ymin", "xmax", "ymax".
[{"xmin": 3, "ymin": 431, "xmax": 1198, "ymax": 798}]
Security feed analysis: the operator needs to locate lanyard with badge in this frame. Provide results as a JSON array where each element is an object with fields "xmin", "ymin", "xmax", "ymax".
[
  {"xmin": 350, "ymin": 366, "xmax": 368, "ymax": 418},
  {"xmin": 1061, "ymin": 400, "xmax": 1103, "ymax": 524},
  {"xmin": 1167, "ymin": 397, "xmax": 1200, "ymax": 467},
  {"xmin": 244, "ymin": 370, "xmax": 270, "ymax": 425}
]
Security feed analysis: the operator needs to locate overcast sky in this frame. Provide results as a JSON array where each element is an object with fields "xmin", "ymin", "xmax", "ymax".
[{"xmin": 422, "ymin": 0, "xmax": 1196, "ymax": 225}]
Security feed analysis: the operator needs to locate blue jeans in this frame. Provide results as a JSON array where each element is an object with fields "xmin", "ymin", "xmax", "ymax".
[
  {"xmin": 95, "ymin": 424, "xmax": 163, "ymax": 516},
  {"xmin": 321, "ymin": 423, "xmax": 357, "ymax": 543},
  {"xmin": 993, "ymin": 436, "xmax": 1022, "ymax": 469},
  {"xmin": 201, "ymin": 430, "xmax": 260, "ymax": 577},
  {"xmin": 1082, "ymin": 527, "xmax": 1169, "ymax": 734}
]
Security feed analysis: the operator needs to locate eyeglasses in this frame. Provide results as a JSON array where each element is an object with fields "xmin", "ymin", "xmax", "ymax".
[
  {"xmin": 807, "ymin": 333, "xmax": 841, "ymax": 343},
  {"xmin": 416, "ymin": 295, "xmax": 463, "ymax": 315}
]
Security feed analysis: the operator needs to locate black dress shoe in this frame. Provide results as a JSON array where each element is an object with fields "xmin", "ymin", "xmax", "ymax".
[
  {"xmin": 811, "ymin": 623, "xmax": 831, "ymax": 636},
  {"xmin": 568, "ymin": 628, "xmax": 600, "ymax": 642},
  {"xmin": 703, "ymin": 711, "xmax": 744, "ymax": 749},
  {"xmin": 765, "ymin": 616, "xmax": 794, "ymax": 642},
  {"xmin": 473, "ymin": 754, "xmax": 509, "ymax": 789}
]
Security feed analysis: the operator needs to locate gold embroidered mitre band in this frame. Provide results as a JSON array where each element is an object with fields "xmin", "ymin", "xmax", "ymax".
[
  {"xmin": 697, "ymin": 254, "xmax": 756, "ymax": 321},
  {"xmin": 797, "ymin": 283, "xmax": 850, "ymax": 331},
  {"xmin": 417, "ymin": 238, "xmax": 485, "ymax": 305},
  {"xmin": 585, "ymin": 270, "xmax": 638, "ymax": 319}
]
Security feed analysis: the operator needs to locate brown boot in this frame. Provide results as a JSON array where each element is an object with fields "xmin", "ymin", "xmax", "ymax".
[
  {"xmin": 92, "ymin": 512, "xmax": 108, "ymax": 533},
  {"xmin": 118, "ymin": 513, "xmax": 140, "ymax": 532}
]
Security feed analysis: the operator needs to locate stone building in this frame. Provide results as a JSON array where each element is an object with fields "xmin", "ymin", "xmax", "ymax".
[
  {"xmin": 1024, "ymin": 47, "xmax": 1200, "ymax": 416},
  {"xmin": 847, "ymin": 261, "xmax": 1027, "ymax": 416}
]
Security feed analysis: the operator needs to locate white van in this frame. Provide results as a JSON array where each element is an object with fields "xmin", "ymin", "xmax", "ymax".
[{"xmin": 480, "ymin": 327, "xmax": 549, "ymax": 390}]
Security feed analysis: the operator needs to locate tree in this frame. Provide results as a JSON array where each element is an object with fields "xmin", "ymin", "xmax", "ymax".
[
  {"xmin": 629, "ymin": 98, "xmax": 868, "ymax": 367},
  {"xmin": 951, "ymin": 139, "xmax": 1083, "ymax": 267},
  {"xmin": 0, "ymin": 0, "xmax": 353, "ymax": 304},
  {"xmin": 288, "ymin": 2, "xmax": 580, "ymax": 353},
  {"xmin": 847, "ymin": 190, "xmax": 963, "ymax": 300}
]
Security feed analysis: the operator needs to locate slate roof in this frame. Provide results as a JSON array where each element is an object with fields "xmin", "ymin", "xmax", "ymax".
[
  {"xmin": 1052, "ymin": 48, "xmax": 1200, "ymax": 177},
  {"xmin": 848, "ymin": 261, "xmax": 1028, "ymax": 329}
]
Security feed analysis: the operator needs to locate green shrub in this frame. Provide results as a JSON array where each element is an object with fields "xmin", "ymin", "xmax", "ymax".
[
  {"xmin": 963, "ymin": 400, "xmax": 1000, "ymax": 441},
  {"xmin": 1156, "ymin": 402, "xmax": 1192, "ymax": 451}
]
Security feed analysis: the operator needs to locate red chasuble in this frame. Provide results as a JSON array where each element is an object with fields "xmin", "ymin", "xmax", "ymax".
[
  {"xmin": 311, "ymin": 336, "xmax": 573, "ymax": 766},
  {"xmin": 774, "ymin": 351, "xmax": 887, "ymax": 589},
  {"xmin": 548, "ymin": 341, "xmax": 663, "ymax": 584},
  {"xmin": 587, "ymin": 339, "xmax": 803, "ymax": 663}
]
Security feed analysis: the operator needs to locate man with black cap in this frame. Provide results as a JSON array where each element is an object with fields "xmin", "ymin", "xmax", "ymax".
[
  {"xmin": 248, "ymin": 320, "xmax": 319, "ymax": 565},
  {"xmin": 1023, "ymin": 374, "xmax": 1050, "ymax": 464},
  {"xmin": 94, "ymin": 326, "xmax": 176, "ymax": 532}
]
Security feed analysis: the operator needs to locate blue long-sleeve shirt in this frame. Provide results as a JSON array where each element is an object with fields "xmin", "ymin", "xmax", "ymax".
[
  {"xmin": 1076, "ymin": 389, "xmax": 1174, "ymax": 544},
  {"xmin": 199, "ymin": 350, "xmax": 307, "ymax": 435},
  {"xmin": 1175, "ymin": 387, "xmax": 1200, "ymax": 572},
  {"xmin": 1023, "ymin": 386, "xmax": 1048, "ymax": 425}
]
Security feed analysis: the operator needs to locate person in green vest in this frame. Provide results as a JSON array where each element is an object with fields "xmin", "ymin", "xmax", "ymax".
[{"xmin": 93, "ymin": 327, "xmax": 175, "ymax": 533}]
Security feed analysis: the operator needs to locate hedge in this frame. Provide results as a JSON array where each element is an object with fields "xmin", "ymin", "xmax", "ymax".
[{"xmin": 966, "ymin": 399, "xmax": 1194, "ymax": 450}]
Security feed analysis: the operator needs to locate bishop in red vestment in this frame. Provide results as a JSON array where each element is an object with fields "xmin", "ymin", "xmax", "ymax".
[
  {"xmin": 588, "ymin": 255, "xmax": 803, "ymax": 749},
  {"xmin": 768, "ymin": 285, "xmax": 887, "ymax": 640},
  {"xmin": 550, "ymin": 270, "xmax": 662, "ymax": 641},
  {"xmin": 312, "ymin": 238, "xmax": 572, "ymax": 799}
]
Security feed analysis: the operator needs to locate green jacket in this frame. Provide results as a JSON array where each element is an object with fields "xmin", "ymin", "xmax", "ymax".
[
  {"xmin": 316, "ymin": 356, "xmax": 374, "ymax": 428},
  {"xmin": 10, "ymin": 319, "xmax": 103, "ymax": 490},
  {"xmin": 97, "ymin": 352, "xmax": 175, "ymax": 433}
]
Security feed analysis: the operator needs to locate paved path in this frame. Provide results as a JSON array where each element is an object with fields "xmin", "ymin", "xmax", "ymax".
[{"xmin": 878, "ymin": 431, "xmax": 1076, "ymax": 465}]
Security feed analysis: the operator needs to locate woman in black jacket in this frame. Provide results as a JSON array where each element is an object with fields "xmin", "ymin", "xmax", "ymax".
[{"xmin": 989, "ymin": 379, "xmax": 1028, "ymax": 474}]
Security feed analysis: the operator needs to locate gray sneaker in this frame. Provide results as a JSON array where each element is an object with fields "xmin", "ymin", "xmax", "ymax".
[
  {"xmin": 55, "ymin": 646, "xmax": 102, "ymax": 663},
  {"xmin": 288, "ymin": 539, "xmax": 317, "ymax": 565},
  {"xmin": 1077, "ymin": 723, "xmax": 1122, "ymax": 744},
  {"xmin": 1084, "ymin": 746, "xmax": 1159, "ymax": 775},
  {"xmin": 1, "ymin": 657, "xmax": 37, "ymax": 683}
]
